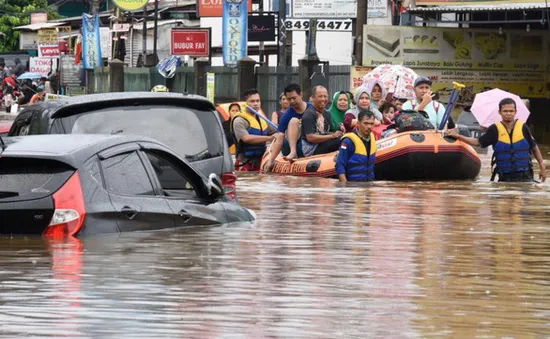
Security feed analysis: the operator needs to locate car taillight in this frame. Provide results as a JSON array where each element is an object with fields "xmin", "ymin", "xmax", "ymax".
[
  {"xmin": 43, "ymin": 172, "xmax": 86, "ymax": 238},
  {"xmin": 221, "ymin": 172, "xmax": 237, "ymax": 200}
]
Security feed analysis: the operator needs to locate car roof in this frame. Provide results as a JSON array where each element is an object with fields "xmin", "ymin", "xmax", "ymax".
[
  {"xmin": 39, "ymin": 92, "xmax": 216, "ymax": 118},
  {"xmin": 1, "ymin": 134, "xmax": 165, "ymax": 168}
]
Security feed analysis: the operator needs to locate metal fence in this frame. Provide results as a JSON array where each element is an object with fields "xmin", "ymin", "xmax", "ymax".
[{"xmin": 92, "ymin": 64, "xmax": 352, "ymax": 118}]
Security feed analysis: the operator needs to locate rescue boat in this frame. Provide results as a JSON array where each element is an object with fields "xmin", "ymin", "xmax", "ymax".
[{"xmin": 260, "ymin": 130, "xmax": 481, "ymax": 180}]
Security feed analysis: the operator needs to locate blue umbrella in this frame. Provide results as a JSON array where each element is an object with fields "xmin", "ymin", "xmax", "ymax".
[{"xmin": 17, "ymin": 72, "xmax": 44, "ymax": 80}]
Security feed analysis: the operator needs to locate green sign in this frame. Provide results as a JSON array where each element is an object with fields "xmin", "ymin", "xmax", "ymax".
[{"xmin": 112, "ymin": 0, "xmax": 148, "ymax": 11}]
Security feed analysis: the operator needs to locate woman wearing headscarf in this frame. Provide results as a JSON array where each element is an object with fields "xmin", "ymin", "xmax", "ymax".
[
  {"xmin": 365, "ymin": 79, "xmax": 387, "ymax": 120},
  {"xmin": 271, "ymin": 92, "xmax": 289, "ymax": 125},
  {"xmin": 343, "ymin": 86, "xmax": 383, "ymax": 132},
  {"xmin": 328, "ymin": 91, "xmax": 351, "ymax": 132}
]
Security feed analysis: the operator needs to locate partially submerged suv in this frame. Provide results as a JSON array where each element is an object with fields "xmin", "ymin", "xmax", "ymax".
[{"xmin": 8, "ymin": 92, "xmax": 237, "ymax": 199}]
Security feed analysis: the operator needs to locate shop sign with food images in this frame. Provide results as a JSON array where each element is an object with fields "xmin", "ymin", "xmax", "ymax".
[{"xmin": 362, "ymin": 26, "xmax": 549, "ymax": 99}]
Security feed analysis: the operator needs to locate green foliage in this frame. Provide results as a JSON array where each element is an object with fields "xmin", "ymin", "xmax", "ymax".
[{"xmin": 0, "ymin": 0, "xmax": 59, "ymax": 52}]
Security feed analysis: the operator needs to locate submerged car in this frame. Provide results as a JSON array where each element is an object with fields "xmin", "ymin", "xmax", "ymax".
[
  {"xmin": 0, "ymin": 122, "xmax": 11, "ymax": 137},
  {"xmin": 0, "ymin": 134, "xmax": 255, "ymax": 237},
  {"xmin": 8, "ymin": 92, "xmax": 237, "ymax": 199}
]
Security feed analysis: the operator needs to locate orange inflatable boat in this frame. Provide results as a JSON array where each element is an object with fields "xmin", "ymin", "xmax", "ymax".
[{"xmin": 260, "ymin": 130, "xmax": 481, "ymax": 180}]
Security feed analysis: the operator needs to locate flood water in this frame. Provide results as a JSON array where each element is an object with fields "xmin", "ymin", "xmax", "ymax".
[{"xmin": 1, "ymin": 150, "xmax": 550, "ymax": 338}]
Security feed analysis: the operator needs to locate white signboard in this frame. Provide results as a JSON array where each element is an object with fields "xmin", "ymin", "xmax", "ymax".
[
  {"xmin": 284, "ymin": 19, "xmax": 353, "ymax": 31},
  {"xmin": 29, "ymin": 57, "xmax": 58, "ymax": 76},
  {"xmin": 368, "ymin": 0, "xmax": 388, "ymax": 18},
  {"xmin": 291, "ymin": 0, "xmax": 356, "ymax": 19}
]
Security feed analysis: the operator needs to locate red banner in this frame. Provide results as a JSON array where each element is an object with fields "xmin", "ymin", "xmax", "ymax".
[
  {"xmin": 171, "ymin": 29, "xmax": 210, "ymax": 57},
  {"xmin": 38, "ymin": 44, "xmax": 60, "ymax": 58},
  {"xmin": 197, "ymin": 0, "xmax": 252, "ymax": 17}
]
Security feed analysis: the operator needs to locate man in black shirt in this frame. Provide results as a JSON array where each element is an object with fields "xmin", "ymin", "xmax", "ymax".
[
  {"xmin": 446, "ymin": 98, "xmax": 546, "ymax": 182},
  {"xmin": 300, "ymin": 86, "xmax": 343, "ymax": 157}
]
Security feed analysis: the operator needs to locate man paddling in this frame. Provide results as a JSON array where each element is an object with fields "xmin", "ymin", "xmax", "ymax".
[{"xmin": 445, "ymin": 98, "xmax": 546, "ymax": 182}]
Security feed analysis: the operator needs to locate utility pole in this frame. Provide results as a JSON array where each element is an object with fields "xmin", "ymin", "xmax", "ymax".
[
  {"xmin": 258, "ymin": 0, "xmax": 265, "ymax": 64},
  {"xmin": 277, "ymin": 0, "xmax": 286, "ymax": 66},
  {"xmin": 354, "ymin": 0, "xmax": 367, "ymax": 65},
  {"xmin": 143, "ymin": 5, "xmax": 147, "ymax": 64},
  {"xmin": 153, "ymin": 0, "xmax": 159, "ymax": 60}
]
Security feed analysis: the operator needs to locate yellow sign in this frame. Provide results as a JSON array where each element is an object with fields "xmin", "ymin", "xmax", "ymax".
[
  {"xmin": 112, "ymin": 0, "xmax": 148, "ymax": 11},
  {"xmin": 362, "ymin": 26, "xmax": 547, "ymax": 72},
  {"xmin": 420, "ymin": 69, "xmax": 547, "ymax": 103},
  {"xmin": 349, "ymin": 66, "xmax": 373, "ymax": 94},
  {"xmin": 38, "ymin": 29, "xmax": 58, "ymax": 44},
  {"xmin": 206, "ymin": 72, "xmax": 215, "ymax": 103}
]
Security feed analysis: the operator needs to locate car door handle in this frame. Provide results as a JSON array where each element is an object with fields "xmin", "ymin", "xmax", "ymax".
[
  {"xmin": 178, "ymin": 210, "xmax": 192, "ymax": 222},
  {"xmin": 121, "ymin": 206, "xmax": 138, "ymax": 220}
]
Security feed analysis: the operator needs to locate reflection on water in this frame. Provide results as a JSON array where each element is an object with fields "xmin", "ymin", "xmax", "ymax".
[{"xmin": 1, "ymin": 152, "xmax": 550, "ymax": 337}]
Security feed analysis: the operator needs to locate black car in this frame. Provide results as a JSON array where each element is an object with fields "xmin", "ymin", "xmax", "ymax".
[
  {"xmin": 8, "ymin": 92, "xmax": 237, "ymax": 199},
  {"xmin": 0, "ymin": 134, "xmax": 255, "ymax": 237}
]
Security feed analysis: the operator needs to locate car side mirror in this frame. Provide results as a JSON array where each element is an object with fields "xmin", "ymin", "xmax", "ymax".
[{"xmin": 206, "ymin": 173, "xmax": 224, "ymax": 199}]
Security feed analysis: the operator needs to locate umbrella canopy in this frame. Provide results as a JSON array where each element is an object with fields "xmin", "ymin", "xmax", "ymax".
[
  {"xmin": 470, "ymin": 89, "xmax": 530, "ymax": 128},
  {"xmin": 362, "ymin": 64, "xmax": 419, "ymax": 100},
  {"xmin": 17, "ymin": 72, "xmax": 44, "ymax": 80}
]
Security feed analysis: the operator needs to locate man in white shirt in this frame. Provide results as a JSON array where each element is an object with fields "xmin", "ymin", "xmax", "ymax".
[{"xmin": 402, "ymin": 77, "xmax": 455, "ymax": 129}]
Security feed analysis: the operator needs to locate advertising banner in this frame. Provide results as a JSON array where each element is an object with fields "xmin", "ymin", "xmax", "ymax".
[
  {"xmin": 362, "ymin": 26, "xmax": 547, "ymax": 72},
  {"xmin": 38, "ymin": 44, "xmax": 60, "ymax": 58},
  {"xmin": 248, "ymin": 15, "xmax": 276, "ymax": 42},
  {"xmin": 171, "ymin": 29, "xmax": 211, "ymax": 57},
  {"xmin": 350, "ymin": 66, "xmax": 374, "ymax": 94},
  {"xmin": 206, "ymin": 72, "xmax": 215, "ymax": 103},
  {"xmin": 197, "ymin": 0, "xmax": 252, "ymax": 17},
  {"xmin": 81, "ymin": 14, "xmax": 103, "ymax": 70},
  {"xmin": 222, "ymin": 0, "xmax": 248, "ymax": 68},
  {"xmin": 422, "ymin": 69, "xmax": 547, "ymax": 101},
  {"xmin": 291, "ymin": 0, "xmax": 356, "ymax": 18},
  {"xmin": 29, "ymin": 57, "xmax": 58, "ymax": 76},
  {"xmin": 417, "ymin": 0, "xmax": 546, "ymax": 5}
]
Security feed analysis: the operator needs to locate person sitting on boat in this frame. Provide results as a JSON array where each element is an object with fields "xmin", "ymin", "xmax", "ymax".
[
  {"xmin": 328, "ymin": 90, "xmax": 352, "ymax": 132},
  {"xmin": 343, "ymin": 86, "xmax": 382, "ymax": 133},
  {"xmin": 262, "ymin": 84, "xmax": 313, "ymax": 170},
  {"xmin": 336, "ymin": 110, "xmax": 376, "ymax": 183},
  {"xmin": 378, "ymin": 103, "xmax": 399, "ymax": 139},
  {"xmin": 367, "ymin": 80, "xmax": 386, "ymax": 119},
  {"xmin": 231, "ymin": 89, "xmax": 276, "ymax": 171},
  {"xmin": 393, "ymin": 98, "xmax": 407, "ymax": 112},
  {"xmin": 402, "ymin": 77, "xmax": 455, "ymax": 130},
  {"xmin": 301, "ymin": 86, "xmax": 343, "ymax": 157},
  {"xmin": 271, "ymin": 92, "xmax": 289, "ymax": 125},
  {"xmin": 445, "ymin": 98, "xmax": 546, "ymax": 182}
]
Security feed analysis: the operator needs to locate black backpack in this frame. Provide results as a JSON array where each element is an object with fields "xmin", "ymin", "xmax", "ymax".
[{"xmin": 394, "ymin": 109, "xmax": 435, "ymax": 132}]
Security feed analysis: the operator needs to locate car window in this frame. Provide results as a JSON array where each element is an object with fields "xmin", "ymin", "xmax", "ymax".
[
  {"xmin": 0, "ymin": 158, "xmax": 74, "ymax": 202},
  {"xmin": 100, "ymin": 151, "xmax": 155, "ymax": 196},
  {"xmin": 61, "ymin": 105, "xmax": 224, "ymax": 162},
  {"xmin": 142, "ymin": 150, "xmax": 198, "ymax": 199},
  {"xmin": 84, "ymin": 157, "xmax": 103, "ymax": 187}
]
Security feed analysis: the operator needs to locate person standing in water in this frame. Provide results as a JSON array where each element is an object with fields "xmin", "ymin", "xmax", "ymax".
[
  {"xmin": 445, "ymin": 98, "xmax": 546, "ymax": 182},
  {"xmin": 328, "ymin": 91, "xmax": 351, "ymax": 132},
  {"xmin": 336, "ymin": 110, "xmax": 377, "ymax": 183}
]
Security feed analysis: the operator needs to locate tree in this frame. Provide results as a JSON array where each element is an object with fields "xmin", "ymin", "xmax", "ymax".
[{"xmin": 0, "ymin": 0, "xmax": 59, "ymax": 52}]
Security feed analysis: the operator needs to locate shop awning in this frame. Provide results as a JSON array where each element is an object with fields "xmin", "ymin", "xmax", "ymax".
[
  {"xmin": 408, "ymin": 2, "xmax": 550, "ymax": 13},
  {"xmin": 13, "ymin": 22, "xmax": 67, "ymax": 31}
]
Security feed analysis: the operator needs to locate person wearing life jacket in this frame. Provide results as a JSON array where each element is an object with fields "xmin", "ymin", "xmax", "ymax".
[
  {"xmin": 402, "ymin": 77, "xmax": 455, "ymax": 130},
  {"xmin": 231, "ymin": 88, "xmax": 276, "ymax": 171},
  {"xmin": 445, "ymin": 98, "xmax": 546, "ymax": 182},
  {"xmin": 336, "ymin": 110, "xmax": 377, "ymax": 183}
]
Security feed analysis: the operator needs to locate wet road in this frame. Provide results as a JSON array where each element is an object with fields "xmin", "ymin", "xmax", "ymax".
[{"xmin": 1, "ymin": 151, "xmax": 550, "ymax": 338}]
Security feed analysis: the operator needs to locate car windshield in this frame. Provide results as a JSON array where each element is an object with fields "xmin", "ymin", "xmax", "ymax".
[{"xmin": 61, "ymin": 105, "xmax": 224, "ymax": 161}]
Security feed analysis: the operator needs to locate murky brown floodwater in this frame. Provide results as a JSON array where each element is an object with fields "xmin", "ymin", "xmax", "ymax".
[{"xmin": 1, "ymin": 149, "xmax": 550, "ymax": 338}]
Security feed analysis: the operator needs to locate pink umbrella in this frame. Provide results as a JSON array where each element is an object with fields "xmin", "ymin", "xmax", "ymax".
[{"xmin": 471, "ymin": 89, "xmax": 530, "ymax": 128}]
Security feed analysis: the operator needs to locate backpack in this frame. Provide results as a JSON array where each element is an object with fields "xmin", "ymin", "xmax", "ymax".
[{"xmin": 394, "ymin": 109, "xmax": 435, "ymax": 132}]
